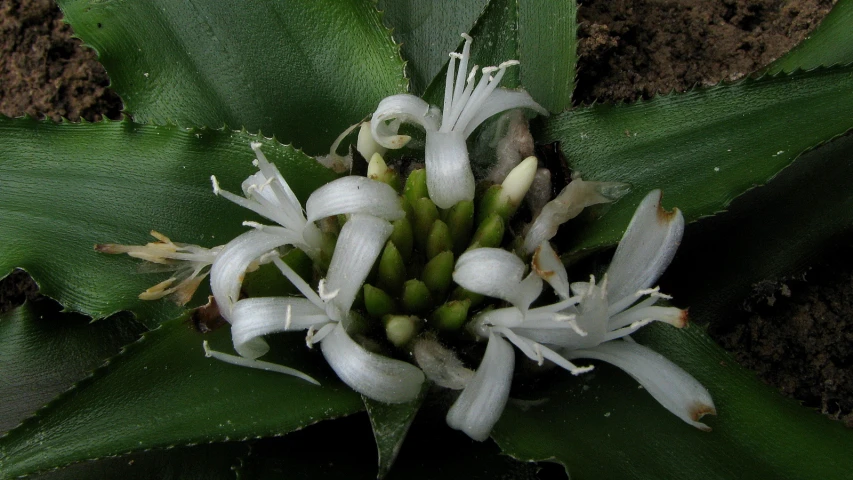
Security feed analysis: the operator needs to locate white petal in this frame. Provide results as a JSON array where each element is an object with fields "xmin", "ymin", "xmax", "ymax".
[
  {"xmin": 210, "ymin": 229, "xmax": 293, "ymax": 320},
  {"xmin": 306, "ymin": 176, "xmax": 404, "ymax": 222},
  {"xmin": 462, "ymin": 89, "xmax": 548, "ymax": 138},
  {"xmin": 413, "ymin": 338, "xmax": 474, "ymax": 390},
  {"xmin": 446, "ymin": 333, "xmax": 515, "ymax": 441},
  {"xmin": 324, "ymin": 214, "xmax": 393, "ymax": 320},
  {"xmin": 371, "ymin": 94, "xmax": 440, "ymax": 149},
  {"xmin": 203, "ymin": 341, "xmax": 319, "ymax": 386},
  {"xmin": 453, "ymin": 248, "xmax": 542, "ymax": 312},
  {"xmin": 230, "ymin": 297, "xmax": 329, "ymax": 357},
  {"xmin": 523, "ymin": 178, "xmax": 630, "ymax": 254},
  {"xmin": 567, "ymin": 341, "xmax": 716, "ymax": 431},
  {"xmin": 609, "ymin": 304, "xmax": 688, "ymax": 330},
  {"xmin": 606, "ymin": 190, "xmax": 684, "ymax": 314},
  {"xmin": 532, "ymin": 242, "xmax": 570, "ymax": 299},
  {"xmin": 424, "ymin": 130, "xmax": 475, "ymax": 208},
  {"xmin": 321, "ymin": 324, "xmax": 424, "ymax": 403}
]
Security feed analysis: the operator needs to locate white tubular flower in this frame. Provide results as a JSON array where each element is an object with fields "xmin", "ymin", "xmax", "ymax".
[
  {"xmin": 95, "ymin": 230, "xmax": 221, "ymax": 305},
  {"xmin": 220, "ymin": 214, "xmax": 424, "ymax": 403},
  {"xmin": 522, "ymin": 176, "xmax": 631, "ymax": 254},
  {"xmin": 371, "ymin": 33, "xmax": 547, "ymax": 208}
]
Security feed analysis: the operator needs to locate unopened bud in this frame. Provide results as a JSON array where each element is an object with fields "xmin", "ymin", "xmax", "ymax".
[
  {"xmin": 364, "ymin": 284, "xmax": 396, "ymax": 319},
  {"xmin": 384, "ymin": 315, "xmax": 420, "ymax": 347},
  {"xmin": 404, "ymin": 169, "xmax": 429, "ymax": 207},
  {"xmin": 426, "ymin": 220, "xmax": 452, "ymax": 259},
  {"xmin": 367, "ymin": 153, "xmax": 401, "ymax": 191},
  {"xmin": 443, "ymin": 200, "xmax": 474, "ymax": 254},
  {"xmin": 422, "ymin": 250, "xmax": 454, "ymax": 298},
  {"xmin": 431, "ymin": 299, "xmax": 471, "ymax": 331},
  {"xmin": 469, "ymin": 213, "xmax": 505, "ymax": 250},
  {"xmin": 401, "ymin": 279, "xmax": 431, "ymax": 314},
  {"xmin": 378, "ymin": 241, "xmax": 406, "ymax": 295},
  {"xmin": 412, "ymin": 197, "xmax": 439, "ymax": 253},
  {"xmin": 390, "ymin": 217, "xmax": 414, "ymax": 262},
  {"xmin": 451, "ymin": 286, "xmax": 485, "ymax": 309}
]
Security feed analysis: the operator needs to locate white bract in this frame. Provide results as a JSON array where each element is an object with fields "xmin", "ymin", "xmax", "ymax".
[
  {"xmin": 447, "ymin": 190, "xmax": 714, "ymax": 440},
  {"xmin": 371, "ymin": 34, "xmax": 548, "ymax": 208}
]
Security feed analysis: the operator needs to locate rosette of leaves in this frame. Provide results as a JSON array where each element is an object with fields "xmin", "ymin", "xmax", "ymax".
[{"xmin": 1, "ymin": 0, "xmax": 852, "ymax": 478}]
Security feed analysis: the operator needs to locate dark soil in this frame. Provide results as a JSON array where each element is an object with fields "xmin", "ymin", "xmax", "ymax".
[
  {"xmin": 0, "ymin": 0, "xmax": 849, "ymax": 426},
  {"xmin": 0, "ymin": 0, "xmax": 121, "ymax": 121}
]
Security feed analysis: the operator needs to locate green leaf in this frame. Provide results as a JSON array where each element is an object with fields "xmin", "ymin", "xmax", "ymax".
[
  {"xmin": 32, "ymin": 443, "xmax": 247, "ymax": 480},
  {"xmin": 0, "ymin": 315, "xmax": 363, "ymax": 479},
  {"xmin": 377, "ymin": 0, "xmax": 489, "ymax": 95},
  {"xmin": 494, "ymin": 324, "xmax": 853, "ymax": 480},
  {"xmin": 363, "ymin": 387, "xmax": 425, "ymax": 478},
  {"xmin": 666, "ymin": 133, "xmax": 853, "ymax": 316},
  {"xmin": 0, "ymin": 118, "xmax": 336, "ymax": 326},
  {"xmin": 419, "ymin": 0, "xmax": 577, "ymax": 113},
  {"xmin": 57, "ymin": 0, "xmax": 406, "ymax": 155},
  {"xmin": 765, "ymin": 0, "xmax": 853, "ymax": 74},
  {"xmin": 0, "ymin": 300, "xmax": 146, "ymax": 434},
  {"xmin": 539, "ymin": 65, "xmax": 853, "ymax": 255}
]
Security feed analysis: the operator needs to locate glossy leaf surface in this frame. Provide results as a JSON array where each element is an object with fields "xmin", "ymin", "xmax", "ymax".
[
  {"xmin": 363, "ymin": 389, "xmax": 425, "ymax": 478},
  {"xmin": 57, "ymin": 0, "xmax": 406, "ymax": 155},
  {"xmin": 0, "ymin": 300, "xmax": 146, "ymax": 434},
  {"xmin": 0, "ymin": 118, "xmax": 336, "ymax": 326},
  {"xmin": 0, "ymin": 316, "xmax": 363, "ymax": 479},
  {"xmin": 494, "ymin": 324, "xmax": 853, "ymax": 479},
  {"xmin": 540, "ymin": 65, "xmax": 853, "ymax": 255}
]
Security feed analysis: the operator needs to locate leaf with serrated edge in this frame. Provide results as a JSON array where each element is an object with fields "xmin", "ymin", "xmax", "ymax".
[
  {"xmin": 0, "ymin": 315, "xmax": 363, "ymax": 479},
  {"xmin": 493, "ymin": 324, "xmax": 853, "ymax": 480},
  {"xmin": 0, "ymin": 117, "xmax": 336, "ymax": 326},
  {"xmin": 765, "ymin": 0, "xmax": 853, "ymax": 74},
  {"xmin": 57, "ymin": 0, "xmax": 407, "ymax": 155},
  {"xmin": 541, "ymin": 65, "xmax": 853, "ymax": 256},
  {"xmin": 0, "ymin": 300, "xmax": 146, "ymax": 435}
]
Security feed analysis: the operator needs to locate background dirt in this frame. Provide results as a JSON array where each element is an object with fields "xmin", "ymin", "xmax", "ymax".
[{"xmin": 0, "ymin": 0, "xmax": 849, "ymax": 426}]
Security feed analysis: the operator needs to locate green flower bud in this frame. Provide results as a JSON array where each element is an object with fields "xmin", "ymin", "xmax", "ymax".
[
  {"xmin": 363, "ymin": 284, "xmax": 396, "ymax": 319},
  {"xmin": 384, "ymin": 315, "xmax": 421, "ymax": 347},
  {"xmin": 404, "ymin": 168, "xmax": 429, "ymax": 207},
  {"xmin": 401, "ymin": 279, "xmax": 431, "ymax": 314},
  {"xmin": 431, "ymin": 299, "xmax": 471, "ymax": 331},
  {"xmin": 477, "ymin": 185, "xmax": 510, "ymax": 224},
  {"xmin": 390, "ymin": 216, "xmax": 414, "ymax": 263},
  {"xmin": 422, "ymin": 250, "xmax": 454, "ymax": 298},
  {"xmin": 451, "ymin": 286, "xmax": 485, "ymax": 309},
  {"xmin": 377, "ymin": 241, "xmax": 406, "ymax": 296},
  {"xmin": 413, "ymin": 197, "xmax": 439, "ymax": 253},
  {"xmin": 443, "ymin": 200, "xmax": 474, "ymax": 254},
  {"xmin": 469, "ymin": 213, "xmax": 505, "ymax": 250},
  {"xmin": 426, "ymin": 220, "xmax": 452, "ymax": 260}
]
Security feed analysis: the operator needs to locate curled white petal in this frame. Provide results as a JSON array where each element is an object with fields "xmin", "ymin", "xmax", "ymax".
[
  {"xmin": 461, "ymin": 88, "xmax": 548, "ymax": 137},
  {"xmin": 230, "ymin": 297, "xmax": 331, "ymax": 357},
  {"xmin": 425, "ymin": 131, "xmax": 476, "ymax": 208},
  {"xmin": 321, "ymin": 324, "xmax": 425, "ymax": 403},
  {"xmin": 210, "ymin": 229, "xmax": 293, "ymax": 319},
  {"xmin": 566, "ymin": 341, "xmax": 716, "ymax": 431},
  {"xmin": 532, "ymin": 241, "xmax": 570, "ymax": 299},
  {"xmin": 371, "ymin": 94, "xmax": 440, "ymax": 149},
  {"xmin": 523, "ymin": 178, "xmax": 630, "ymax": 254},
  {"xmin": 446, "ymin": 333, "xmax": 515, "ymax": 441},
  {"xmin": 453, "ymin": 248, "xmax": 542, "ymax": 312},
  {"xmin": 324, "ymin": 214, "xmax": 393, "ymax": 320},
  {"xmin": 357, "ymin": 121, "xmax": 387, "ymax": 162},
  {"xmin": 413, "ymin": 338, "xmax": 475, "ymax": 390},
  {"xmin": 306, "ymin": 176, "xmax": 404, "ymax": 222},
  {"xmin": 606, "ymin": 190, "xmax": 685, "ymax": 314}
]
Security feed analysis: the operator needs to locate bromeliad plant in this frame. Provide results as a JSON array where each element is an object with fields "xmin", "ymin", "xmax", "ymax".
[{"xmin": 1, "ymin": 0, "xmax": 852, "ymax": 479}]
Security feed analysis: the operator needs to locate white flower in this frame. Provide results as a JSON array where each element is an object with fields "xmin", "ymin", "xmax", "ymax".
[
  {"xmin": 370, "ymin": 33, "xmax": 548, "ymax": 208},
  {"xmin": 445, "ymin": 190, "xmax": 714, "ymax": 440},
  {"xmin": 95, "ymin": 230, "xmax": 221, "ymax": 305},
  {"xmin": 212, "ymin": 214, "xmax": 424, "ymax": 403}
]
